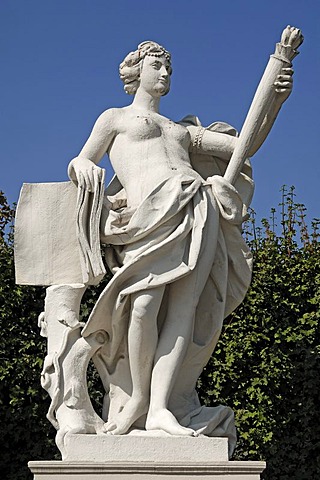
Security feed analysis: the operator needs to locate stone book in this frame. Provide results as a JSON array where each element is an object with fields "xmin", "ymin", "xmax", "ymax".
[{"xmin": 14, "ymin": 176, "xmax": 106, "ymax": 287}]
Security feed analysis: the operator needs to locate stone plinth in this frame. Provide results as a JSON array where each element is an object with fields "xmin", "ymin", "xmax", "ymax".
[
  {"xmin": 28, "ymin": 435, "xmax": 266, "ymax": 479},
  {"xmin": 64, "ymin": 434, "xmax": 229, "ymax": 462}
]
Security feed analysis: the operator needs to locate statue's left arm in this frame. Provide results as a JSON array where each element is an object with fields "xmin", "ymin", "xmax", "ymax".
[
  {"xmin": 247, "ymin": 67, "xmax": 293, "ymax": 156},
  {"xmin": 188, "ymin": 26, "xmax": 303, "ymax": 182},
  {"xmin": 187, "ymin": 68, "xmax": 293, "ymax": 160}
]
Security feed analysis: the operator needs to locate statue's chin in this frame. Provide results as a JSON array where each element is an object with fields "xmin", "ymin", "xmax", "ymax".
[{"xmin": 155, "ymin": 84, "xmax": 170, "ymax": 97}]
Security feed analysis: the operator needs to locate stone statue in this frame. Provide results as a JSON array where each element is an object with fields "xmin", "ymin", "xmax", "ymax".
[{"xmin": 15, "ymin": 27, "xmax": 303, "ymax": 460}]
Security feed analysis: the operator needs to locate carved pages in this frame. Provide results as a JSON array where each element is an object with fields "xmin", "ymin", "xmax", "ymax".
[
  {"xmin": 76, "ymin": 169, "xmax": 106, "ymax": 284},
  {"xmin": 15, "ymin": 178, "xmax": 106, "ymax": 286}
]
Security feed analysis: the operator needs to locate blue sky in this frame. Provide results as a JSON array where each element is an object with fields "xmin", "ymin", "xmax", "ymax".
[{"xmin": 1, "ymin": 0, "xmax": 319, "ymax": 226}]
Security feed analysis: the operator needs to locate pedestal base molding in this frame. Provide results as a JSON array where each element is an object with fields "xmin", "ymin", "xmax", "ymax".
[{"xmin": 29, "ymin": 460, "xmax": 266, "ymax": 479}]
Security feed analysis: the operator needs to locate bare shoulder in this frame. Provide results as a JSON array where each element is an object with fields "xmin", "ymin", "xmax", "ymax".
[{"xmin": 94, "ymin": 107, "xmax": 124, "ymax": 131}]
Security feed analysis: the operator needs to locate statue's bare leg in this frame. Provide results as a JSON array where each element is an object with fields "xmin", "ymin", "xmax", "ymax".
[
  {"xmin": 145, "ymin": 277, "xmax": 196, "ymax": 435},
  {"xmin": 146, "ymin": 241, "xmax": 215, "ymax": 436},
  {"xmin": 104, "ymin": 285, "xmax": 165, "ymax": 435}
]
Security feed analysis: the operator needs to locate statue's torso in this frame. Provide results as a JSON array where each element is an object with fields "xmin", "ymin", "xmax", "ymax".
[{"xmin": 109, "ymin": 108, "xmax": 200, "ymax": 208}]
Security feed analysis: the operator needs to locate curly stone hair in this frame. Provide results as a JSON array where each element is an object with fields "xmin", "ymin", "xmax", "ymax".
[{"xmin": 119, "ymin": 41, "xmax": 172, "ymax": 95}]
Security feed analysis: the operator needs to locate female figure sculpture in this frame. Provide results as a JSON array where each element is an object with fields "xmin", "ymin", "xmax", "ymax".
[{"xmin": 66, "ymin": 39, "xmax": 294, "ymax": 441}]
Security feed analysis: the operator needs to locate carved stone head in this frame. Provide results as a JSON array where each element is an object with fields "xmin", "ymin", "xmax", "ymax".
[{"xmin": 119, "ymin": 41, "xmax": 172, "ymax": 95}]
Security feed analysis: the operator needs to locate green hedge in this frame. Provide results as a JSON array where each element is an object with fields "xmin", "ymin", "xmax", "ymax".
[
  {"xmin": 198, "ymin": 187, "xmax": 320, "ymax": 479},
  {"xmin": 1, "ymin": 187, "xmax": 319, "ymax": 479}
]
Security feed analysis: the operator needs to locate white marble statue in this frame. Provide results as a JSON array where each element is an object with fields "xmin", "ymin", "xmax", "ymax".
[{"xmin": 15, "ymin": 27, "xmax": 303, "ymax": 459}]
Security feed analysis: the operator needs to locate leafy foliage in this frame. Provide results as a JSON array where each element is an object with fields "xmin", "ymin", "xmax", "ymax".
[
  {"xmin": 1, "ymin": 187, "xmax": 319, "ymax": 479},
  {"xmin": 0, "ymin": 192, "xmax": 56, "ymax": 480},
  {"xmin": 198, "ymin": 186, "xmax": 320, "ymax": 479}
]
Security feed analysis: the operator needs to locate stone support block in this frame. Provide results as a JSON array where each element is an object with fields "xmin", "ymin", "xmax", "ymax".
[{"xmin": 64, "ymin": 434, "xmax": 229, "ymax": 462}]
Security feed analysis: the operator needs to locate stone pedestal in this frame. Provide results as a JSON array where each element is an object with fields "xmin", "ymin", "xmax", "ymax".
[{"xmin": 28, "ymin": 435, "xmax": 266, "ymax": 479}]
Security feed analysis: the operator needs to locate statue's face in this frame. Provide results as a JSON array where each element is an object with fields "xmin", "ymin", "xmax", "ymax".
[{"xmin": 138, "ymin": 54, "xmax": 171, "ymax": 96}]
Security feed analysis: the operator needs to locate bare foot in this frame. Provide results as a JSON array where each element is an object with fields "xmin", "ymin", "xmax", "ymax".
[
  {"xmin": 103, "ymin": 398, "xmax": 148, "ymax": 435},
  {"xmin": 146, "ymin": 408, "xmax": 196, "ymax": 436}
]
